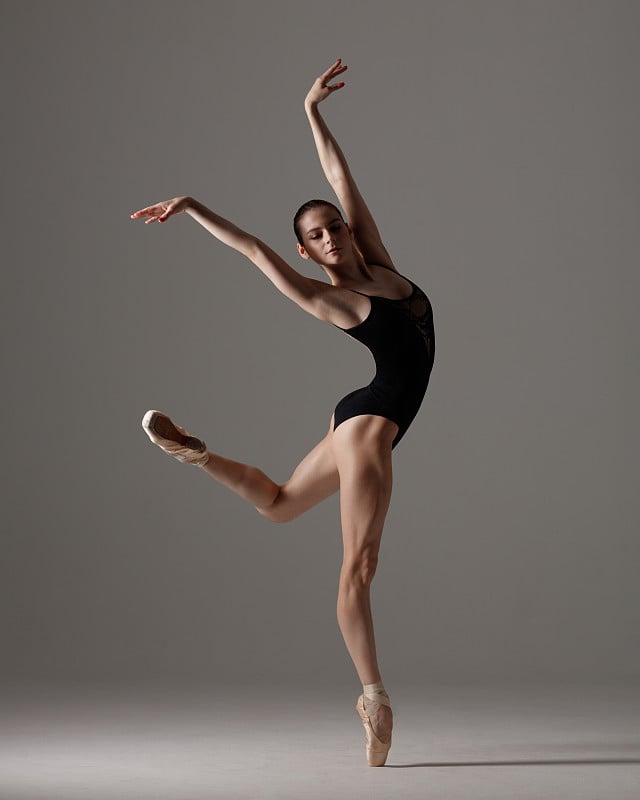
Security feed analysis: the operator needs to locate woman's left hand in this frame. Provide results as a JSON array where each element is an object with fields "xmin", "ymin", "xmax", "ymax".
[{"xmin": 305, "ymin": 58, "xmax": 348, "ymax": 109}]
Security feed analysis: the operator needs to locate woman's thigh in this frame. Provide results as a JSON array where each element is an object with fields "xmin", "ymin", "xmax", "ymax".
[
  {"xmin": 331, "ymin": 415, "xmax": 397, "ymax": 561},
  {"xmin": 256, "ymin": 415, "xmax": 340, "ymax": 523}
]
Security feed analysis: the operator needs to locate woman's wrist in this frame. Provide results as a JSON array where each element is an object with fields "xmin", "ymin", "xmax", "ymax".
[
  {"xmin": 185, "ymin": 197, "xmax": 206, "ymax": 217},
  {"xmin": 304, "ymin": 98, "xmax": 319, "ymax": 115}
]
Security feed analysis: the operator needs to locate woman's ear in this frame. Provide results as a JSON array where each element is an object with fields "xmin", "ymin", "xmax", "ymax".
[{"xmin": 297, "ymin": 243, "xmax": 310, "ymax": 260}]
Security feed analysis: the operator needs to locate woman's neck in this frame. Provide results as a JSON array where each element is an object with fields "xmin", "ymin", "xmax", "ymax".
[{"xmin": 325, "ymin": 249, "xmax": 371, "ymax": 288}]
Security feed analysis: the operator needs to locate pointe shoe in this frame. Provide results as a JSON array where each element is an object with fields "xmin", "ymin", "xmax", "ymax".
[
  {"xmin": 356, "ymin": 694, "xmax": 392, "ymax": 767},
  {"xmin": 141, "ymin": 410, "xmax": 209, "ymax": 467}
]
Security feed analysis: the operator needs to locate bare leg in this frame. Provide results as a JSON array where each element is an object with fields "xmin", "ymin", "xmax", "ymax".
[
  {"xmin": 201, "ymin": 452, "xmax": 280, "ymax": 508},
  {"xmin": 332, "ymin": 415, "xmax": 396, "ymax": 744},
  {"xmin": 143, "ymin": 409, "xmax": 341, "ymax": 521},
  {"xmin": 202, "ymin": 430, "xmax": 340, "ymax": 522}
]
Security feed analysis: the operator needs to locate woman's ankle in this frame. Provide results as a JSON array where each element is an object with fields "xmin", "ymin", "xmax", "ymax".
[{"xmin": 363, "ymin": 681, "xmax": 391, "ymax": 708}]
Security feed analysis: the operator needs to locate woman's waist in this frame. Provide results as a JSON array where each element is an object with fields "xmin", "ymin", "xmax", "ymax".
[{"xmin": 370, "ymin": 368, "xmax": 431, "ymax": 398}]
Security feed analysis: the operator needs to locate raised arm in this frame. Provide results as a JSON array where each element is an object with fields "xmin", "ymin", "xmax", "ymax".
[
  {"xmin": 304, "ymin": 59, "xmax": 397, "ymax": 271},
  {"xmin": 130, "ymin": 196, "xmax": 358, "ymax": 327}
]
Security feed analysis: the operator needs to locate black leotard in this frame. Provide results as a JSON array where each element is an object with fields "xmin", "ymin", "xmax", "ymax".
[{"xmin": 332, "ymin": 269, "xmax": 435, "ymax": 449}]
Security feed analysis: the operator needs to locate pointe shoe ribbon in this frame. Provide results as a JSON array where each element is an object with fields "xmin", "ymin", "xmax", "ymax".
[
  {"xmin": 356, "ymin": 694, "xmax": 392, "ymax": 767},
  {"xmin": 142, "ymin": 410, "xmax": 209, "ymax": 467}
]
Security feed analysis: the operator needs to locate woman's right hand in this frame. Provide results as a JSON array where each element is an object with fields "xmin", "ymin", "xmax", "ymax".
[
  {"xmin": 304, "ymin": 58, "xmax": 348, "ymax": 109},
  {"xmin": 130, "ymin": 195, "xmax": 192, "ymax": 224}
]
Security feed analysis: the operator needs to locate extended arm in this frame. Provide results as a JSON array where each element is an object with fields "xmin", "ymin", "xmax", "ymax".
[
  {"xmin": 130, "ymin": 196, "xmax": 351, "ymax": 324},
  {"xmin": 305, "ymin": 59, "xmax": 396, "ymax": 271}
]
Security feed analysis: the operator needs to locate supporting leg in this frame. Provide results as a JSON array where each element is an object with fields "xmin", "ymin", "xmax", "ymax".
[
  {"xmin": 333, "ymin": 417, "xmax": 395, "ymax": 685},
  {"xmin": 335, "ymin": 458, "xmax": 390, "ymax": 685},
  {"xmin": 332, "ymin": 415, "xmax": 397, "ymax": 760}
]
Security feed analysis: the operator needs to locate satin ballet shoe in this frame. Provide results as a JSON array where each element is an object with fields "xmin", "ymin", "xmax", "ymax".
[
  {"xmin": 141, "ymin": 410, "xmax": 209, "ymax": 467},
  {"xmin": 356, "ymin": 693, "xmax": 392, "ymax": 767}
]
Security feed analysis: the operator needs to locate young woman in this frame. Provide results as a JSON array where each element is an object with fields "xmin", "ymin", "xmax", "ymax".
[{"xmin": 131, "ymin": 59, "xmax": 435, "ymax": 767}]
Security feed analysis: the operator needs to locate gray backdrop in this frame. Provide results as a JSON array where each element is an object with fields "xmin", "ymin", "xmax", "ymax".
[{"xmin": 2, "ymin": 0, "xmax": 638, "ymax": 690}]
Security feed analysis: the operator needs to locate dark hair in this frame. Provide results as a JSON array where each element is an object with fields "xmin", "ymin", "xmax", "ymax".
[{"xmin": 293, "ymin": 199, "xmax": 345, "ymax": 246}]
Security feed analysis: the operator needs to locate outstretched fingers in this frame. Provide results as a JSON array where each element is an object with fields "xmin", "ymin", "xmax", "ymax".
[
  {"xmin": 322, "ymin": 57, "xmax": 348, "ymax": 91},
  {"xmin": 305, "ymin": 58, "xmax": 349, "ymax": 106},
  {"xmin": 131, "ymin": 206, "xmax": 160, "ymax": 224},
  {"xmin": 130, "ymin": 203, "xmax": 166, "ymax": 223},
  {"xmin": 130, "ymin": 196, "xmax": 190, "ymax": 224}
]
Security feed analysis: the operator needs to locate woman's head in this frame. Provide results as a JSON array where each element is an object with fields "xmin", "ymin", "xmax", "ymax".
[
  {"xmin": 293, "ymin": 199, "xmax": 345, "ymax": 245},
  {"xmin": 293, "ymin": 200, "xmax": 354, "ymax": 267}
]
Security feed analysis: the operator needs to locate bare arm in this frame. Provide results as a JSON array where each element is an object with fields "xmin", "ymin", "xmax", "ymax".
[
  {"xmin": 304, "ymin": 59, "xmax": 397, "ymax": 271},
  {"xmin": 130, "ymin": 196, "xmax": 358, "ymax": 326}
]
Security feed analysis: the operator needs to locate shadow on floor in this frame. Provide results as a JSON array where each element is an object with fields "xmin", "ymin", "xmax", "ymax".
[{"xmin": 387, "ymin": 757, "xmax": 640, "ymax": 768}]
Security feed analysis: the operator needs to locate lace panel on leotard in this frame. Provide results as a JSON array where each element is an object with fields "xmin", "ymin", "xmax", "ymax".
[
  {"xmin": 393, "ymin": 282, "xmax": 434, "ymax": 361},
  {"xmin": 368, "ymin": 265, "xmax": 434, "ymax": 360}
]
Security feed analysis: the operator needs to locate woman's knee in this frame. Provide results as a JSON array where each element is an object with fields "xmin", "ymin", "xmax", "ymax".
[
  {"xmin": 255, "ymin": 487, "xmax": 297, "ymax": 524},
  {"xmin": 340, "ymin": 547, "xmax": 380, "ymax": 587},
  {"xmin": 255, "ymin": 484, "xmax": 313, "ymax": 524}
]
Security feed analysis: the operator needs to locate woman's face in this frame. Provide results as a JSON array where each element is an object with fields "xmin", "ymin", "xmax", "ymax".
[{"xmin": 297, "ymin": 206, "xmax": 352, "ymax": 266}]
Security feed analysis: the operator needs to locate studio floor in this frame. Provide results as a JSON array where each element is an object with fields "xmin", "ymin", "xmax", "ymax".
[{"xmin": 1, "ymin": 682, "xmax": 638, "ymax": 800}]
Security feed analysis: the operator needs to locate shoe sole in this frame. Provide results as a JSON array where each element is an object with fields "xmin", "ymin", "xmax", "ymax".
[{"xmin": 141, "ymin": 409, "xmax": 206, "ymax": 451}]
